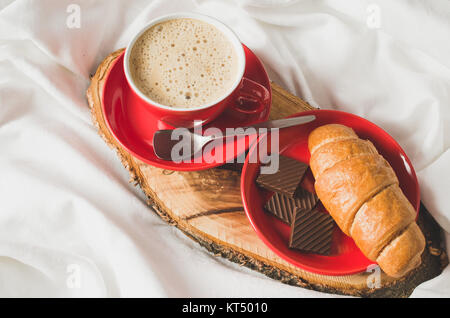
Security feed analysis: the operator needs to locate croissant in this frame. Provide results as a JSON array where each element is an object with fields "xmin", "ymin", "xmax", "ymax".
[{"xmin": 308, "ymin": 124, "xmax": 425, "ymax": 278}]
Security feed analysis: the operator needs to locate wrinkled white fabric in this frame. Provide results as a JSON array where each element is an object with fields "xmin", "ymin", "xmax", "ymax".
[{"xmin": 0, "ymin": 0, "xmax": 448, "ymax": 297}]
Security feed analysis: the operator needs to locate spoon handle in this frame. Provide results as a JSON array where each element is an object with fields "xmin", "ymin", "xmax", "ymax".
[{"xmin": 214, "ymin": 115, "xmax": 316, "ymax": 139}]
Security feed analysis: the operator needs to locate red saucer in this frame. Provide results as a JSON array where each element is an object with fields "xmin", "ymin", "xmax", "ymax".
[
  {"xmin": 241, "ymin": 109, "xmax": 420, "ymax": 276},
  {"xmin": 101, "ymin": 46, "xmax": 271, "ymax": 171}
]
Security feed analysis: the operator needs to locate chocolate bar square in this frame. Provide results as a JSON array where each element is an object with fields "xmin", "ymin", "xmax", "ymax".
[
  {"xmin": 256, "ymin": 155, "xmax": 308, "ymax": 198},
  {"xmin": 264, "ymin": 191, "xmax": 319, "ymax": 224},
  {"xmin": 293, "ymin": 187, "xmax": 319, "ymax": 213},
  {"xmin": 289, "ymin": 208, "xmax": 335, "ymax": 255}
]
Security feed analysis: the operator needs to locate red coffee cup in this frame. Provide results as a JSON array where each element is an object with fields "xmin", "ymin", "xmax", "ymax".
[{"xmin": 123, "ymin": 12, "xmax": 270, "ymax": 128}]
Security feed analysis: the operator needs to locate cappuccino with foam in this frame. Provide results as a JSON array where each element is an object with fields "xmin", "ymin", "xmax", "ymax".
[{"xmin": 129, "ymin": 18, "xmax": 239, "ymax": 108}]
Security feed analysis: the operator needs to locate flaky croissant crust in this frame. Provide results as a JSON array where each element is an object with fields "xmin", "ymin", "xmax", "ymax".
[{"xmin": 308, "ymin": 124, "xmax": 425, "ymax": 278}]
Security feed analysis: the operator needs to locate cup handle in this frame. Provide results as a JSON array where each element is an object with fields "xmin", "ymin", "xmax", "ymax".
[{"xmin": 232, "ymin": 77, "xmax": 270, "ymax": 114}]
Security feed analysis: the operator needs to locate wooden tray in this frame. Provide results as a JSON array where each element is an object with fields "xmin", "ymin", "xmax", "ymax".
[{"xmin": 87, "ymin": 49, "xmax": 448, "ymax": 297}]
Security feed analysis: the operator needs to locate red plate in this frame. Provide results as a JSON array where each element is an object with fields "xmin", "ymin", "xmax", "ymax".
[
  {"xmin": 241, "ymin": 109, "xmax": 420, "ymax": 276},
  {"xmin": 101, "ymin": 46, "xmax": 271, "ymax": 171}
]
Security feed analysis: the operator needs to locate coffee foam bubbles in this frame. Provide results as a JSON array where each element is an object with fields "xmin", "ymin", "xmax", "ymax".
[{"xmin": 130, "ymin": 18, "xmax": 239, "ymax": 108}]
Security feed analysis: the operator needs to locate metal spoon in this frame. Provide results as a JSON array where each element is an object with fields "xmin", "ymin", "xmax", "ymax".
[{"xmin": 153, "ymin": 115, "xmax": 316, "ymax": 161}]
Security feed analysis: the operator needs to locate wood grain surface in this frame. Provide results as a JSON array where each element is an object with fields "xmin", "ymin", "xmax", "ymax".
[{"xmin": 87, "ymin": 48, "xmax": 448, "ymax": 297}]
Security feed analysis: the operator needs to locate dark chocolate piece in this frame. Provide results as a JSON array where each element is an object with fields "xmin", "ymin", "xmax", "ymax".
[
  {"xmin": 289, "ymin": 208, "xmax": 335, "ymax": 255},
  {"xmin": 294, "ymin": 187, "xmax": 319, "ymax": 212},
  {"xmin": 264, "ymin": 192, "xmax": 297, "ymax": 224},
  {"xmin": 264, "ymin": 191, "xmax": 318, "ymax": 224},
  {"xmin": 256, "ymin": 155, "xmax": 308, "ymax": 198}
]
